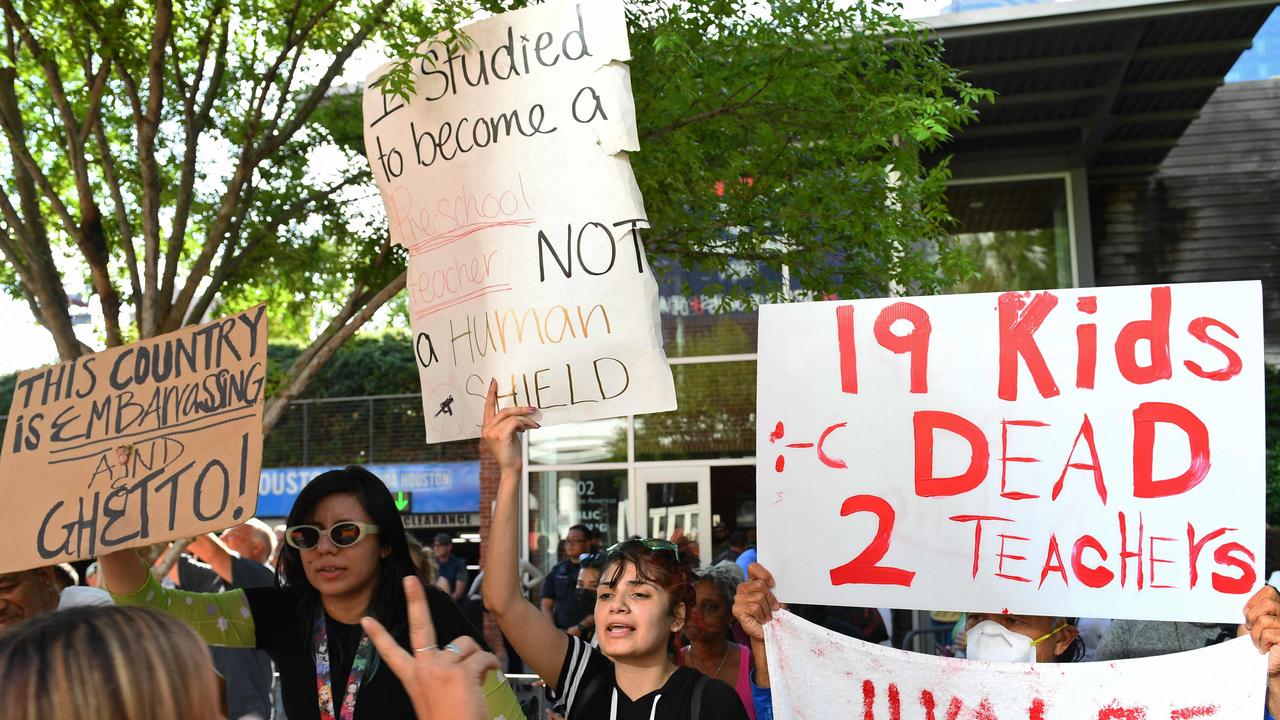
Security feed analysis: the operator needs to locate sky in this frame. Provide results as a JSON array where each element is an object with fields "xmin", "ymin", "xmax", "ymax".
[{"xmin": 0, "ymin": 294, "xmax": 63, "ymax": 374}]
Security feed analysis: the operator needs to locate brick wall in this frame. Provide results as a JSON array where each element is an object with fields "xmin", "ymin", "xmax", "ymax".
[{"xmin": 478, "ymin": 446, "xmax": 506, "ymax": 659}]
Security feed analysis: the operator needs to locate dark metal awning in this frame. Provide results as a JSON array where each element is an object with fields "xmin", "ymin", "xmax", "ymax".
[{"xmin": 922, "ymin": 0, "xmax": 1279, "ymax": 181}]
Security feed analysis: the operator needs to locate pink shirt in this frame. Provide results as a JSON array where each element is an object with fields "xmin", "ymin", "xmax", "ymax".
[{"xmin": 678, "ymin": 642, "xmax": 756, "ymax": 719}]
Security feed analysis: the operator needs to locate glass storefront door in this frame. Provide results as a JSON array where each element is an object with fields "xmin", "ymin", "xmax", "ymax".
[{"xmin": 634, "ymin": 466, "xmax": 711, "ymax": 560}]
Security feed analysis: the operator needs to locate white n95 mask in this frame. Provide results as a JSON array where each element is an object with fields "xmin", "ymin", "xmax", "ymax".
[{"xmin": 965, "ymin": 620, "xmax": 1065, "ymax": 664}]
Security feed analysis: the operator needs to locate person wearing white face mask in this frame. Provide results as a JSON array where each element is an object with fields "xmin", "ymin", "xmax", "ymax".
[{"xmin": 961, "ymin": 612, "xmax": 1082, "ymax": 663}]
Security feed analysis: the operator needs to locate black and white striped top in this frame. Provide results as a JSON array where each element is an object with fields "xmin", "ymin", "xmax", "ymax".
[{"xmin": 552, "ymin": 636, "xmax": 749, "ymax": 720}]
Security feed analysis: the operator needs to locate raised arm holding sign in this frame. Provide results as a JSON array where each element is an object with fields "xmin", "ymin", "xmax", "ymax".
[
  {"xmin": 362, "ymin": 0, "xmax": 676, "ymax": 443},
  {"xmin": 752, "ymin": 281, "xmax": 1272, "ymax": 718},
  {"xmin": 0, "ymin": 306, "xmax": 268, "ymax": 573},
  {"xmin": 757, "ymin": 282, "xmax": 1264, "ymax": 623}
]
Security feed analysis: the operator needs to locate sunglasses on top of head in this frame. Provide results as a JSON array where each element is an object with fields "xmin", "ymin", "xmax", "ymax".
[
  {"xmin": 285, "ymin": 521, "xmax": 380, "ymax": 550},
  {"xmin": 606, "ymin": 538, "xmax": 680, "ymax": 561}
]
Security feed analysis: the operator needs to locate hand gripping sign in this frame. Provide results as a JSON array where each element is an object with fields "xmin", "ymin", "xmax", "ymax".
[
  {"xmin": 0, "ymin": 307, "xmax": 267, "ymax": 572},
  {"xmin": 764, "ymin": 609, "xmax": 1266, "ymax": 719},
  {"xmin": 756, "ymin": 282, "xmax": 1264, "ymax": 622},
  {"xmin": 361, "ymin": 0, "xmax": 676, "ymax": 442}
]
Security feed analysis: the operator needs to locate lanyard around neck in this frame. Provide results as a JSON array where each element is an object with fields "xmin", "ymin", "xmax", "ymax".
[{"xmin": 314, "ymin": 613, "xmax": 374, "ymax": 720}]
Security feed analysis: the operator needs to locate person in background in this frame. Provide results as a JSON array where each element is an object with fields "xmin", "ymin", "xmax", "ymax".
[
  {"xmin": 734, "ymin": 533, "xmax": 758, "ymax": 580},
  {"xmin": 406, "ymin": 533, "xmax": 439, "ymax": 586},
  {"xmin": 540, "ymin": 524, "xmax": 590, "ymax": 631},
  {"xmin": 167, "ymin": 522, "xmax": 278, "ymax": 720},
  {"xmin": 270, "ymin": 524, "xmax": 287, "ymax": 566},
  {"xmin": 715, "ymin": 532, "xmax": 748, "ymax": 565},
  {"xmin": 465, "ymin": 557, "xmax": 546, "ymax": 672},
  {"xmin": 434, "ymin": 532, "xmax": 469, "ymax": 603},
  {"xmin": 51, "ymin": 563, "xmax": 78, "ymax": 592},
  {"xmin": 569, "ymin": 553, "xmax": 604, "ymax": 644},
  {"xmin": 482, "ymin": 382, "xmax": 748, "ymax": 718},
  {"xmin": 711, "ymin": 522, "xmax": 730, "ymax": 557},
  {"xmin": 1094, "ymin": 619, "xmax": 1234, "ymax": 660},
  {"xmin": 0, "ymin": 562, "xmax": 112, "ymax": 633},
  {"xmin": 0, "ymin": 605, "xmax": 226, "ymax": 720},
  {"xmin": 679, "ymin": 562, "xmax": 755, "ymax": 719},
  {"xmin": 84, "ymin": 561, "xmax": 101, "ymax": 588}
]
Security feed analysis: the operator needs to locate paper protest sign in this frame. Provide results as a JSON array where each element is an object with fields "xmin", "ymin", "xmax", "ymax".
[
  {"xmin": 0, "ymin": 307, "xmax": 267, "ymax": 572},
  {"xmin": 362, "ymin": 0, "xmax": 676, "ymax": 442},
  {"xmin": 764, "ymin": 609, "xmax": 1265, "ymax": 719},
  {"xmin": 757, "ymin": 282, "xmax": 1264, "ymax": 622}
]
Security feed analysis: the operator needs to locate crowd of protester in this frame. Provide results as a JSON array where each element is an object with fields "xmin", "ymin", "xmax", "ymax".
[{"xmin": 2, "ymin": 384, "xmax": 1279, "ymax": 720}]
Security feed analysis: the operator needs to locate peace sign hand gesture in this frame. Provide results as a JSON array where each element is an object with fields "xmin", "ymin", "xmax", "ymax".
[{"xmin": 361, "ymin": 577, "xmax": 500, "ymax": 720}]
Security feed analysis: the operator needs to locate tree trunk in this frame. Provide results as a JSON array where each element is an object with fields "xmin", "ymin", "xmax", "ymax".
[{"xmin": 261, "ymin": 271, "xmax": 407, "ymax": 434}]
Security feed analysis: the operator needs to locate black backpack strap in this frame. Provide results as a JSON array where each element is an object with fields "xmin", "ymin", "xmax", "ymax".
[{"xmin": 689, "ymin": 673, "xmax": 709, "ymax": 720}]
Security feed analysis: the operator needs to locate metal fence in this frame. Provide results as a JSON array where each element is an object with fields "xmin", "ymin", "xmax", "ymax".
[{"xmin": 262, "ymin": 394, "xmax": 479, "ymax": 468}]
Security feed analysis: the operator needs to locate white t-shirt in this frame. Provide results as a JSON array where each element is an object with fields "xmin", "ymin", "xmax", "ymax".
[{"xmin": 57, "ymin": 586, "xmax": 113, "ymax": 609}]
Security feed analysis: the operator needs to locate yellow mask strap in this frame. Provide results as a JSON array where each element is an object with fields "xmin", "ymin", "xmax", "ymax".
[{"xmin": 1030, "ymin": 622, "xmax": 1068, "ymax": 647}]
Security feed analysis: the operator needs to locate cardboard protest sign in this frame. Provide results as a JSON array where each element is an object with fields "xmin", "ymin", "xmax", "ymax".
[
  {"xmin": 757, "ymin": 282, "xmax": 1264, "ymax": 622},
  {"xmin": 0, "ymin": 307, "xmax": 267, "ymax": 572},
  {"xmin": 764, "ymin": 609, "xmax": 1265, "ymax": 719},
  {"xmin": 362, "ymin": 0, "xmax": 676, "ymax": 442}
]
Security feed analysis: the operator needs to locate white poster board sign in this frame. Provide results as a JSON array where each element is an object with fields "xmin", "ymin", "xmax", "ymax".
[
  {"xmin": 765, "ymin": 610, "xmax": 1265, "ymax": 718},
  {"xmin": 362, "ymin": 0, "xmax": 675, "ymax": 442},
  {"xmin": 757, "ymin": 282, "xmax": 1264, "ymax": 622}
]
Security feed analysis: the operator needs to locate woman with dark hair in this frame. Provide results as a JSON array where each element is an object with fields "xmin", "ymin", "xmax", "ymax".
[
  {"xmin": 480, "ymin": 381, "xmax": 748, "ymax": 719},
  {"xmin": 98, "ymin": 466, "xmax": 521, "ymax": 719}
]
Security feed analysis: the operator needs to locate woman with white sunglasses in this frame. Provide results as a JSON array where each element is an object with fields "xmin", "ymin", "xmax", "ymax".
[{"xmin": 98, "ymin": 466, "xmax": 521, "ymax": 720}]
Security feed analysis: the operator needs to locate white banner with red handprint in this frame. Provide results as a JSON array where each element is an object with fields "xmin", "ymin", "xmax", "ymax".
[{"xmin": 764, "ymin": 610, "xmax": 1265, "ymax": 719}]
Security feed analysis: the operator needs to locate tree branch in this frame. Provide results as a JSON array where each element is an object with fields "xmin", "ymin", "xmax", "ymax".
[
  {"xmin": 160, "ymin": 1, "xmax": 227, "ymax": 313},
  {"xmin": 262, "ymin": 270, "xmax": 406, "ymax": 433},
  {"xmin": 254, "ymin": 3, "xmax": 389, "ymax": 162},
  {"xmin": 642, "ymin": 75, "xmax": 774, "ymax": 142},
  {"xmin": 91, "ymin": 117, "xmax": 142, "ymax": 306},
  {"xmin": 184, "ymin": 176, "xmax": 360, "ymax": 326},
  {"xmin": 243, "ymin": 0, "xmax": 307, "ymax": 142},
  {"xmin": 0, "ymin": 193, "xmax": 82, "ymax": 360},
  {"xmin": 137, "ymin": 0, "xmax": 174, "ymax": 336},
  {"xmin": 167, "ymin": 2, "xmax": 384, "ymax": 332},
  {"xmin": 161, "ymin": 156, "xmax": 254, "ymax": 333},
  {"xmin": 3, "ymin": 2, "xmax": 126, "ymax": 346}
]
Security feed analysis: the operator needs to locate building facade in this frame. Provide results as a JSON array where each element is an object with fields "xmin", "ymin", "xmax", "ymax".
[{"xmin": 502, "ymin": 0, "xmax": 1280, "ymax": 607}]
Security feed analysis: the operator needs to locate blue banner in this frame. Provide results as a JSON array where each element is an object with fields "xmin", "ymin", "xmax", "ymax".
[{"xmin": 255, "ymin": 462, "xmax": 481, "ymax": 518}]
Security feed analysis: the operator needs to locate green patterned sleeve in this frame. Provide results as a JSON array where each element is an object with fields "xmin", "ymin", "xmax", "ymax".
[{"xmin": 109, "ymin": 567, "xmax": 257, "ymax": 648}]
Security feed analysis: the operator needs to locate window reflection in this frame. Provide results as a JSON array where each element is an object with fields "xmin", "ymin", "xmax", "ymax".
[
  {"xmin": 946, "ymin": 178, "xmax": 1073, "ymax": 292},
  {"xmin": 634, "ymin": 361, "xmax": 756, "ymax": 461},
  {"xmin": 528, "ymin": 470, "xmax": 628, "ymax": 574},
  {"xmin": 528, "ymin": 417, "xmax": 627, "ymax": 465}
]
